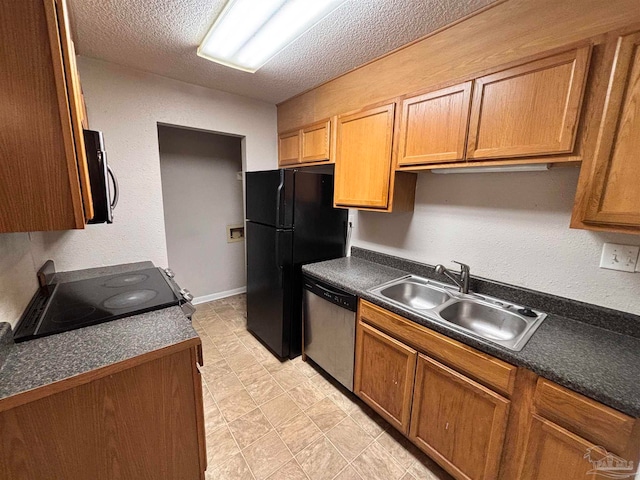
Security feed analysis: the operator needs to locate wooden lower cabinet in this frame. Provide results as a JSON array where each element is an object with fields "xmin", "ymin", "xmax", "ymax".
[
  {"xmin": 0, "ymin": 343, "xmax": 206, "ymax": 480},
  {"xmin": 519, "ymin": 415, "xmax": 599, "ymax": 480},
  {"xmin": 354, "ymin": 300, "xmax": 640, "ymax": 480},
  {"xmin": 354, "ymin": 320, "xmax": 417, "ymax": 434},
  {"xmin": 409, "ymin": 354, "xmax": 510, "ymax": 480}
]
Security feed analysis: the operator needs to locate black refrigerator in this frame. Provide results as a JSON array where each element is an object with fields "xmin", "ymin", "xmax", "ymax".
[{"xmin": 245, "ymin": 169, "xmax": 347, "ymax": 359}]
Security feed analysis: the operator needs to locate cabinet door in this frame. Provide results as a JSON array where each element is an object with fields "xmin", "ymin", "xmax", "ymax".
[
  {"xmin": 583, "ymin": 32, "xmax": 640, "ymax": 227},
  {"xmin": 301, "ymin": 119, "xmax": 331, "ymax": 163},
  {"xmin": 354, "ymin": 321, "xmax": 417, "ymax": 434},
  {"xmin": 334, "ymin": 103, "xmax": 395, "ymax": 208},
  {"xmin": 398, "ymin": 82, "xmax": 472, "ymax": 166},
  {"xmin": 467, "ymin": 47, "xmax": 591, "ymax": 160},
  {"xmin": 409, "ymin": 354, "xmax": 510, "ymax": 480},
  {"xmin": 278, "ymin": 130, "xmax": 301, "ymax": 166},
  {"xmin": 54, "ymin": 0, "xmax": 94, "ymax": 221},
  {"xmin": 519, "ymin": 415, "xmax": 604, "ymax": 480}
]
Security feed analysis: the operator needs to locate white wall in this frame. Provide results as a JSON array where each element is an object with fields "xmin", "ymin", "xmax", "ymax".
[
  {"xmin": 0, "ymin": 57, "xmax": 277, "ymax": 327},
  {"xmin": 352, "ymin": 168, "xmax": 640, "ymax": 315},
  {"xmin": 158, "ymin": 125, "xmax": 245, "ymax": 299}
]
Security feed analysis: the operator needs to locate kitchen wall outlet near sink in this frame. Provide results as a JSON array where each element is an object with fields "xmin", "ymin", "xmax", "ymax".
[{"xmin": 599, "ymin": 243, "xmax": 639, "ymax": 272}]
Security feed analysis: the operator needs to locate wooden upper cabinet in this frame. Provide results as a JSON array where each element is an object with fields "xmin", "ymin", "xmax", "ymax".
[
  {"xmin": 301, "ymin": 119, "xmax": 331, "ymax": 163},
  {"xmin": 354, "ymin": 320, "xmax": 417, "ymax": 434},
  {"xmin": 409, "ymin": 354, "xmax": 510, "ymax": 480},
  {"xmin": 580, "ymin": 31, "xmax": 640, "ymax": 228},
  {"xmin": 397, "ymin": 82, "xmax": 473, "ymax": 166},
  {"xmin": 334, "ymin": 103, "xmax": 396, "ymax": 208},
  {"xmin": 466, "ymin": 46, "xmax": 591, "ymax": 160},
  {"xmin": 0, "ymin": 0, "xmax": 92, "ymax": 233},
  {"xmin": 278, "ymin": 119, "xmax": 332, "ymax": 167},
  {"xmin": 278, "ymin": 130, "xmax": 301, "ymax": 166},
  {"xmin": 56, "ymin": 1, "xmax": 93, "ymax": 222}
]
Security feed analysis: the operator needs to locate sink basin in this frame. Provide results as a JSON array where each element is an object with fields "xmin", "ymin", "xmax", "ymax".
[
  {"xmin": 378, "ymin": 281, "xmax": 451, "ymax": 310},
  {"xmin": 368, "ymin": 275, "xmax": 546, "ymax": 351},
  {"xmin": 438, "ymin": 300, "xmax": 527, "ymax": 341}
]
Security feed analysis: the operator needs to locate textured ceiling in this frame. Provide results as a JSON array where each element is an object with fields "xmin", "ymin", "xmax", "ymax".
[{"xmin": 69, "ymin": 0, "xmax": 497, "ymax": 104}]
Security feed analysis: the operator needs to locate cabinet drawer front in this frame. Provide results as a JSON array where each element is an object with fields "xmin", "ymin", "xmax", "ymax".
[
  {"xmin": 398, "ymin": 82, "xmax": 472, "ymax": 166},
  {"xmin": 410, "ymin": 354, "xmax": 510, "ymax": 480},
  {"xmin": 467, "ymin": 46, "xmax": 591, "ymax": 160},
  {"xmin": 534, "ymin": 378, "xmax": 635, "ymax": 455},
  {"xmin": 301, "ymin": 120, "xmax": 331, "ymax": 162},
  {"xmin": 334, "ymin": 103, "xmax": 395, "ymax": 208},
  {"xmin": 278, "ymin": 130, "xmax": 301, "ymax": 165},
  {"xmin": 354, "ymin": 320, "xmax": 417, "ymax": 434},
  {"xmin": 359, "ymin": 300, "xmax": 516, "ymax": 397}
]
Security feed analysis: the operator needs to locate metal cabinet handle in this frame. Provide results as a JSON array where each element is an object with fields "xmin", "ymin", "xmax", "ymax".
[{"xmin": 107, "ymin": 165, "xmax": 119, "ymax": 209}]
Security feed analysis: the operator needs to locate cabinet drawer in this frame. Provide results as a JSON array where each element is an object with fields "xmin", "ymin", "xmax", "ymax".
[
  {"xmin": 534, "ymin": 378, "xmax": 635, "ymax": 454},
  {"xmin": 359, "ymin": 300, "xmax": 516, "ymax": 397}
]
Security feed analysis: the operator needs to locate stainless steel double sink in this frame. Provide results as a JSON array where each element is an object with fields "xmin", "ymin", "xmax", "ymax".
[{"xmin": 368, "ymin": 276, "xmax": 547, "ymax": 351}]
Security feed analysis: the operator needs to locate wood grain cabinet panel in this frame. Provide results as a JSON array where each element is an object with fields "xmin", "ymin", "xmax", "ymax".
[
  {"xmin": 580, "ymin": 31, "xmax": 640, "ymax": 228},
  {"xmin": 0, "ymin": 346, "xmax": 205, "ymax": 479},
  {"xmin": 409, "ymin": 354, "xmax": 510, "ymax": 480},
  {"xmin": 534, "ymin": 378, "xmax": 635, "ymax": 455},
  {"xmin": 301, "ymin": 119, "xmax": 331, "ymax": 162},
  {"xmin": 354, "ymin": 320, "xmax": 417, "ymax": 434},
  {"xmin": 397, "ymin": 82, "xmax": 473, "ymax": 166},
  {"xmin": 467, "ymin": 46, "xmax": 591, "ymax": 160},
  {"xmin": 0, "ymin": 0, "xmax": 91, "ymax": 232},
  {"xmin": 519, "ymin": 415, "xmax": 598, "ymax": 480},
  {"xmin": 278, "ymin": 130, "xmax": 301, "ymax": 166},
  {"xmin": 55, "ymin": 0, "xmax": 94, "ymax": 222},
  {"xmin": 334, "ymin": 103, "xmax": 396, "ymax": 208}
]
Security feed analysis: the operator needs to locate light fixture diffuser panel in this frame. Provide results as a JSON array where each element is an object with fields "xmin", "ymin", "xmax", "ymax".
[{"xmin": 198, "ymin": 0, "xmax": 348, "ymax": 73}]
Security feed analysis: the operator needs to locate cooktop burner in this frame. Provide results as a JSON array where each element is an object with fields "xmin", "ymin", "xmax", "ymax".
[
  {"xmin": 102, "ymin": 289, "xmax": 158, "ymax": 309},
  {"xmin": 14, "ymin": 267, "xmax": 182, "ymax": 342},
  {"xmin": 102, "ymin": 273, "xmax": 149, "ymax": 288}
]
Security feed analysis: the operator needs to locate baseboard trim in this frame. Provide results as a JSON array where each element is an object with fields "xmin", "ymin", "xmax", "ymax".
[{"xmin": 192, "ymin": 287, "xmax": 246, "ymax": 305}]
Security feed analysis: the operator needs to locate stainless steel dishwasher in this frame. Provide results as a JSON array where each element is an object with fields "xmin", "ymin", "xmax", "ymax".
[{"xmin": 303, "ymin": 275, "xmax": 357, "ymax": 391}]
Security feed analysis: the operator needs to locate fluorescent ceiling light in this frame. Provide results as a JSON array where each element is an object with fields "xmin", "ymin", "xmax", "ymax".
[
  {"xmin": 430, "ymin": 163, "xmax": 550, "ymax": 174},
  {"xmin": 198, "ymin": 0, "xmax": 348, "ymax": 73}
]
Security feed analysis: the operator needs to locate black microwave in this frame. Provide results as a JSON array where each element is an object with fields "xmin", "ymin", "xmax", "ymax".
[{"xmin": 83, "ymin": 129, "xmax": 118, "ymax": 224}]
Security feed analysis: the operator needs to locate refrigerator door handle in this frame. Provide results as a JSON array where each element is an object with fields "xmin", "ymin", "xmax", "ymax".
[
  {"xmin": 275, "ymin": 175, "xmax": 284, "ymax": 227},
  {"xmin": 275, "ymin": 232, "xmax": 283, "ymax": 287}
]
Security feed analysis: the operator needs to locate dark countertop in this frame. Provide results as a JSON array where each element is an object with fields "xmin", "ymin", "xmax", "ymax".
[
  {"xmin": 0, "ymin": 262, "xmax": 198, "ymax": 405},
  {"xmin": 303, "ymin": 256, "xmax": 640, "ymax": 418}
]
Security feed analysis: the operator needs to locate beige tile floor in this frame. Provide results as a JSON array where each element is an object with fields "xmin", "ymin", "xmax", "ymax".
[{"xmin": 192, "ymin": 295, "xmax": 453, "ymax": 480}]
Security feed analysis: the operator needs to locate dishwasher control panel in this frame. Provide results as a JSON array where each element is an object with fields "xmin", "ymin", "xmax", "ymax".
[{"xmin": 302, "ymin": 276, "xmax": 357, "ymax": 312}]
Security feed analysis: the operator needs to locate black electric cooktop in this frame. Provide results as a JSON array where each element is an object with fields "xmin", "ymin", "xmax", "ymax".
[{"xmin": 14, "ymin": 268, "xmax": 181, "ymax": 342}]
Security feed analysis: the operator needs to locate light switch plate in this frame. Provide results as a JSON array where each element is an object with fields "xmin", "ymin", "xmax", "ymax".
[{"xmin": 599, "ymin": 243, "xmax": 639, "ymax": 272}]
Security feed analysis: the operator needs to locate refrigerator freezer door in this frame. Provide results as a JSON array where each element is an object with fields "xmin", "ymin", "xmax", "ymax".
[
  {"xmin": 246, "ymin": 221, "xmax": 293, "ymax": 357},
  {"xmin": 292, "ymin": 171, "xmax": 347, "ymax": 265},
  {"xmin": 245, "ymin": 170, "xmax": 293, "ymax": 228}
]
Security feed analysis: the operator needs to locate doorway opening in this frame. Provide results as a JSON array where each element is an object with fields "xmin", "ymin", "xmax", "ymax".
[{"xmin": 157, "ymin": 124, "xmax": 245, "ymax": 303}]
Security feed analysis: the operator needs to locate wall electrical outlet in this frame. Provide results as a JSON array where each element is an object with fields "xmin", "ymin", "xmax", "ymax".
[{"xmin": 599, "ymin": 243, "xmax": 640, "ymax": 272}]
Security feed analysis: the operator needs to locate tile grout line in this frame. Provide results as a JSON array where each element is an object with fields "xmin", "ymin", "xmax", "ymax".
[
  {"xmin": 197, "ymin": 298, "xmax": 428, "ymax": 480},
  {"xmin": 199, "ymin": 310, "xmax": 258, "ymax": 480},
  {"xmin": 208, "ymin": 316, "xmax": 305, "ymax": 480}
]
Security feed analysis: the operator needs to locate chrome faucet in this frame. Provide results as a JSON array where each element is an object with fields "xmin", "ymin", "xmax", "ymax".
[{"xmin": 435, "ymin": 261, "xmax": 470, "ymax": 294}]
